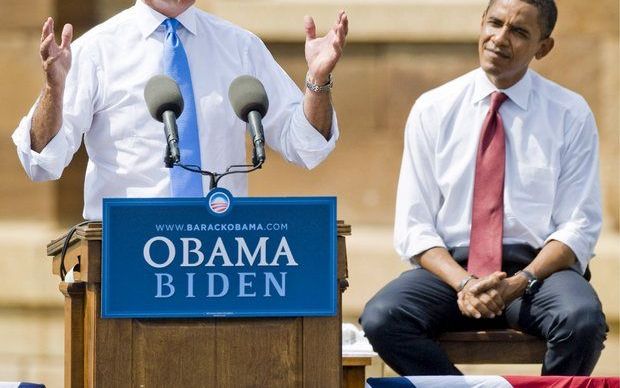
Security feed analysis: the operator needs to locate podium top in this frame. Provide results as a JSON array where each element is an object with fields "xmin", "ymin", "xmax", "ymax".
[{"xmin": 47, "ymin": 222, "xmax": 102, "ymax": 257}]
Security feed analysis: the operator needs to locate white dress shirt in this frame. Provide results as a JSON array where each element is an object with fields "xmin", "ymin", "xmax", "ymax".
[
  {"xmin": 12, "ymin": 0, "xmax": 338, "ymax": 220},
  {"xmin": 395, "ymin": 68, "xmax": 601, "ymax": 273}
]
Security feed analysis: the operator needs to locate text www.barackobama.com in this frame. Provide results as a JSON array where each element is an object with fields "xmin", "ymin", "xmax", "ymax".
[{"xmin": 155, "ymin": 223, "xmax": 289, "ymax": 232}]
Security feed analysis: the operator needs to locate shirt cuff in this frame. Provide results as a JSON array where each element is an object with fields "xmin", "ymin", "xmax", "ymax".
[
  {"xmin": 12, "ymin": 103, "xmax": 68, "ymax": 181},
  {"xmin": 289, "ymin": 104, "xmax": 339, "ymax": 169},
  {"xmin": 395, "ymin": 227, "xmax": 447, "ymax": 265},
  {"xmin": 544, "ymin": 228, "xmax": 592, "ymax": 274}
]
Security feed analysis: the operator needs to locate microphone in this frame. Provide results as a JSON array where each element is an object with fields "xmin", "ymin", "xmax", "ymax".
[
  {"xmin": 228, "ymin": 75, "xmax": 269, "ymax": 166},
  {"xmin": 144, "ymin": 75, "xmax": 184, "ymax": 168}
]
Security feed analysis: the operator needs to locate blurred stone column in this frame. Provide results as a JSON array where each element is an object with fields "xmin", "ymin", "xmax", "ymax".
[
  {"xmin": 96, "ymin": 0, "xmax": 134, "ymax": 21},
  {"xmin": 0, "ymin": 0, "xmax": 57, "ymax": 223},
  {"xmin": 534, "ymin": 0, "xmax": 619, "ymax": 231}
]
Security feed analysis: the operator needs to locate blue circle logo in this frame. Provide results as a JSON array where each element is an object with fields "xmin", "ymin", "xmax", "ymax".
[{"xmin": 208, "ymin": 191, "xmax": 231, "ymax": 214}]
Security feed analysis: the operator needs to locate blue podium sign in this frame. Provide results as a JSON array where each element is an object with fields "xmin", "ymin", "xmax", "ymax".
[{"xmin": 102, "ymin": 189, "xmax": 337, "ymax": 318}]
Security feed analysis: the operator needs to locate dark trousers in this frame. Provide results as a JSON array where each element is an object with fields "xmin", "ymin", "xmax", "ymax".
[{"xmin": 359, "ymin": 245, "xmax": 607, "ymax": 376}]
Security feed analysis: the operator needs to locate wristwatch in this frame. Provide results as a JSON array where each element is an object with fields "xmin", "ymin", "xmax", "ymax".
[
  {"xmin": 516, "ymin": 270, "xmax": 539, "ymax": 295},
  {"xmin": 457, "ymin": 274, "xmax": 478, "ymax": 293},
  {"xmin": 305, "ymin": 72, "xmax": 333, "ymax": 93}
]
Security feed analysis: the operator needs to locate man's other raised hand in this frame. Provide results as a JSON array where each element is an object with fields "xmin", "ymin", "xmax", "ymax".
[{"xmin": 40, "ymin": 17, "xmax": 73, "ymax": 89}]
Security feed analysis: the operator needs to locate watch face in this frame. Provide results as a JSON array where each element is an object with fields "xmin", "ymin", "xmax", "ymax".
[{"xmin": 525, "ymin": 279, "xmax": 539, "ymax": 295}]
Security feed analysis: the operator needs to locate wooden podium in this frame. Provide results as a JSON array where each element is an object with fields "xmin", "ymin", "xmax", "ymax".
[{"xmin": 48, "ymin": 221, "xmax": 351, "ymax": 387}]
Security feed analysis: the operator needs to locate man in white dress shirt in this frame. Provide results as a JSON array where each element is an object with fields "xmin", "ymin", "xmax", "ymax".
[
  {"xmin": 360, "ymin": 0, "xmax": 607, "ymax": 376},
  {"xmin": 12, "ymin": 0, "xmax": 348, "ymax": 220}
]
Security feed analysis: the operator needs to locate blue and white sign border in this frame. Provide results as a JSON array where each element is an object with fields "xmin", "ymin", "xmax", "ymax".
[{"xmin": 101, "ymin": 193, "xmax": 337, "ymax": 318}]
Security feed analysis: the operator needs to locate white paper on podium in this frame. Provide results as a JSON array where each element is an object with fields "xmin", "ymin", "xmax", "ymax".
[
  {"xmin": 342, "ymin": 323, "xmax": 378, "ymax": 357},
  {"xmin": 65, "ymin": 264, "xmax": 78, "ymax": 283}
]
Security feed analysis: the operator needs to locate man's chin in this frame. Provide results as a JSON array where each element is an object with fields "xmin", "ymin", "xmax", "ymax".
[{"xmin": 480, "ymin": 62, "xmax": 504, "ymax": 77}]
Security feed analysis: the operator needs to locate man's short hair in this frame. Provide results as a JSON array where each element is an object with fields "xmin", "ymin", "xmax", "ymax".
[{"xmin": 486, "ymin": 0, "xmax": 558, "ymax": 39}]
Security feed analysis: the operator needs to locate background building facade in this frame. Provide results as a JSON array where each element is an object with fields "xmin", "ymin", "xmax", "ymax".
[{"xmin": 0, "ymin": 0, "xmax": 617, "ymax": 383}]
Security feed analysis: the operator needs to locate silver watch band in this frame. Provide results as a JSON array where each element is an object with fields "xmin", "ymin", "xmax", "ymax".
[
  {"xmin": 457, "ymin": 274, "xmax": 478, "ymax": 292},
  {"xmin": 516, "ymin": 270, "xmax": 538, "ymax": 295},
  {"xmin": 516, "ymin": 269, "xmax": 536, "ymax": 282},
  {"xmin": 305, "ymin": 72, "xmax": 333, "ymax": 93}
]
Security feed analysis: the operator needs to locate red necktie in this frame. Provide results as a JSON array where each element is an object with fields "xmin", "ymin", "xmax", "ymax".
[{"xmin": 468, "ymin": 91, "xmax": 509, "ymax": 277}]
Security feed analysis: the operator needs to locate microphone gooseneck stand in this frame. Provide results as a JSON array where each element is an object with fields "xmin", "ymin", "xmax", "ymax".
[
  {"xmin": 163, "ymin": 131, "xmax": 265, "ymax": 191},
  {"xmin": 175, "ymin": 161, "xmax": 263, "ymax": 191},
  {"xmin": 165, "ymin": 142, "xmax": 263, "ymax": 190}
]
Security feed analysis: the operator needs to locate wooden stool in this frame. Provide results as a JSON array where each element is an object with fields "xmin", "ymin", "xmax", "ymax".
[
  {"xmin": 439, "ymin": 329, "xmax": 547, "ymax": 364},
  {"xmin": 343, "ymin": 356, "xmax": 373, "ymax": 388}
]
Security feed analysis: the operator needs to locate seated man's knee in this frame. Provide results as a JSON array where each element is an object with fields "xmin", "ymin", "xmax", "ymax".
[
  {"xmin": 360, "ymin": 300, "xmax": 393, "ymax": 340},
  {"xmin": 360, "ymin": 298, "xmax": 411, "ymax": 341},
  {"xmin": 549, "ymin": 304, "xmax": 607, "ymax": 346}
]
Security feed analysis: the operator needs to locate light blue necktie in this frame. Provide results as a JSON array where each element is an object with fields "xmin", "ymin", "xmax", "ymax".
[{"xmin": 163, "ymin": 18, "xmax": 203, "ymax": 197}]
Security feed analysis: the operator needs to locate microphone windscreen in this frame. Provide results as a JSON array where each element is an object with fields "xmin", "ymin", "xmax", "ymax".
[
  {"xmin": 228, "ymin": 75, "xmax": 269, "ymax": 122},
  {"xmin": 144, "ymin": 75, "xmax": 184, "ymax": 122}
]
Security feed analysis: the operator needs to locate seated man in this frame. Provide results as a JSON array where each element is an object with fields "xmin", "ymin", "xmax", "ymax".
[{"xmin": 360, "ymin": 0, "xmax": 607, "ymax": 376}]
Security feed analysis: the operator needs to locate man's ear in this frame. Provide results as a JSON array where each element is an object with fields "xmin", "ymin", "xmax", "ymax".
[{"xmin": 535, "ymin": 37, "xmax": 554, "ymax": 60}]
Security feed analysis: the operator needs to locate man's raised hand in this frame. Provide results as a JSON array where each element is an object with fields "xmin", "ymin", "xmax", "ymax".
[
  {"xmin": 40, "ymin": 17, "xmax": 73, "ymax": 89},
  {"xmin": 304, "ymin": 11, "xmax": 348, "ymax": 85}
]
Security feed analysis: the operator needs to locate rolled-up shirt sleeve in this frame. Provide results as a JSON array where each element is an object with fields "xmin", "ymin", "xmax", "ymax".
[
  {"xmin": 545, "ymin": 109, "xmax": 602, "ymax": 274},
  {"xmin": 394, "ymin": 101, "xmax": 446, "ymax": 263},
  {"xmin": 246, "ymin": 34, "xmax": 338, "ymax": 170},
  {"xmin": 12, "ymin": 44, "xmax": 98, "ymax": 181}
]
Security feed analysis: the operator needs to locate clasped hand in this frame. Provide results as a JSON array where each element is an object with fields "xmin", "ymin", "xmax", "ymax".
[{"xmin": 457, "ymin": 271, "xmax": 528, "ymax": 319}]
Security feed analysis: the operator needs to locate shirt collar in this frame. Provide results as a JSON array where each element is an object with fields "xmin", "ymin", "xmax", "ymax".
[
  {"xmin": 134, "ymin": 0, "xmax": 198, "ymax": 39},
  {"xmin": 472, "ymin": 67, "xmax": 531, "ymax": 110}
]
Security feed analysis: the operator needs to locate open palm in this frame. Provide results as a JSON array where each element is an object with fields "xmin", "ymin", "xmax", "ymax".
[
  {"xmin": 40, "ymin": 17, "xmax": 73, "ymax": 88},
  {"xmin": 304, "ymin": 11, "xmax": 348, "ymax": 82}
]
